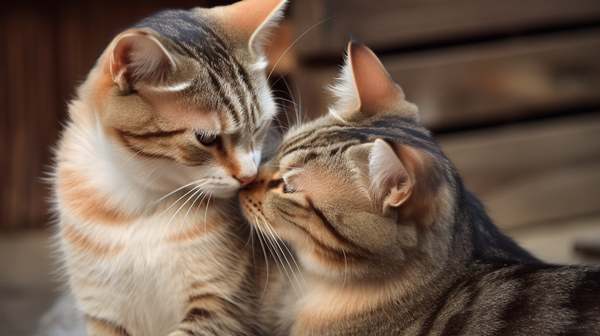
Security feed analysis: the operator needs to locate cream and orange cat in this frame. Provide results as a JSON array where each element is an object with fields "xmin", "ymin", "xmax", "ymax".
[
  {"xmin": 49, "ymin": 0, "xmax": 286, "ymax": 335},
  {"xmin": 240, "ymin": 41, "xmax": 600, "ymax": 335}
]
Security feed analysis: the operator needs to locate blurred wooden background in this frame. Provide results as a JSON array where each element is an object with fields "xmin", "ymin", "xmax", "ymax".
[{"xmin": 1, "ymin": 0, "xmax": 600, "ymax": 230}]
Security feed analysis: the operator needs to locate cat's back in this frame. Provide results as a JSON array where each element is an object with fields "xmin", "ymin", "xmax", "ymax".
[
  {"xmin": 302, "ymin": 263, "xmax": 600, "ymax": 336},
  {"xmin": 409, "ymin": 263, "xmax": 600, "ymax": 336}
]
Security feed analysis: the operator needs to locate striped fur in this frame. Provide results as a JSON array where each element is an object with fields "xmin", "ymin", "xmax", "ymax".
[
  {"xmin": 49, "ymin": 1, "xmax": 286, "ymax": 335},
  {"xmin": 239, "ymin": 41, "xmax": 600, "ymax": 335}
]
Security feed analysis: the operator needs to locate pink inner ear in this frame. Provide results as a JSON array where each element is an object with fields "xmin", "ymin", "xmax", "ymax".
[
  {"xmin": 349, "ymin": 42, "xmax": 404, "ymax": 115},
  {"xmin": 110, "ymin": 32, "xmax": 174, "ymax": 88},
  {"xmin": 369, "ymin": 139, "xmax": 414, "ymax": 208}
]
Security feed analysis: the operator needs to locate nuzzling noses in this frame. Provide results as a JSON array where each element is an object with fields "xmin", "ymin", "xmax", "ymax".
[{"xmin": 234, "ymin": 174, "xmax": 257, "ymax": 187}]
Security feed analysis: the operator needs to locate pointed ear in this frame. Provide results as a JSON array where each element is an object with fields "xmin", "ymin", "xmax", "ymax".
[
  {"xmin": 218, "ymin": 0, "xmax": 287, "ymax": 58},
  {"xmin": 329, "ymin": 41, "xmax": 418, "ymax": 122},
  {"xmin": 110, "ymin": 31, "xmax": 176, "ymax": 91},
  {"xmin": 369, "ymin": 139, "xmax": 414, "ymax": 209}
]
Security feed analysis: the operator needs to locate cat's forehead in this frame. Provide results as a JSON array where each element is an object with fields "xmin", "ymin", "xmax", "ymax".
[{"xmin": 279, "ymin": 115, "xmax": 439, "ymax": 160}]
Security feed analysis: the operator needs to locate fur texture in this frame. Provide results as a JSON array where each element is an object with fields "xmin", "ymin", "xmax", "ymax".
[
  {"xmin": 239, "ymin": 41, "xmax": 600, "ymax": 335},
  {"xmin": 45, "ymin": 1, "xmax": 287, "ymax": 335}
]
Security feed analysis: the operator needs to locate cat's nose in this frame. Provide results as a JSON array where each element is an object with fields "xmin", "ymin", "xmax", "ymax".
[{"xmin": 235, "ymin": 174, "xmax": 257, "ymax": 187}]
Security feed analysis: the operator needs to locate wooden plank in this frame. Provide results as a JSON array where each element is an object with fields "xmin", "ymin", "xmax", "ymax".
[
  {"xmin": 293, "ymin": 28, "xmax": 600, "ymax": 130},
  {"xmin": 438, "ymin": 113, "xmax": 600, "ymax": 228},
  {"xmin": 293, "ymin": 0, "xmax": 600, "ymax": 58}
]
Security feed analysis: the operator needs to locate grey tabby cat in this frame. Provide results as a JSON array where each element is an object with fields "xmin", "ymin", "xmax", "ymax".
[
  {"xmin": 239, "ymin": 41, "xmax": 600, "ymax": 335},
  {"xmin": 44, "ymin": 0, "xmax": 287, "ymax": 335}
]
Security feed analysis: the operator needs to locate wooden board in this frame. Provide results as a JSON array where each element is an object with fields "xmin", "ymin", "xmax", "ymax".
[
  {"xmin": 293, "ymin": 28, "xmax": 600, "ymax": 130},
  {"xmin": 293, "ymin": 0, "xmax": 600, "ymax": 58},
  {"xmin": 438, "ymin": 113, "xmax": 600, "ymax": 228}
]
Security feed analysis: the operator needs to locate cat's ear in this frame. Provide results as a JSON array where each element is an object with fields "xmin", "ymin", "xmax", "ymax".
[
  {"xmin": 369, "ymin": 139, "xmax": 415, "ymax": 209},
  {"xmin": 110, "ymin": 31, "xmax": 176, "ymax": 91},
  {"xmin": 329, "ymin": 41, "xmax": 418, "ymax": 122},
  {"xmin": 218, "ymin": 0, "xmax": 287, "ymax": 58}
]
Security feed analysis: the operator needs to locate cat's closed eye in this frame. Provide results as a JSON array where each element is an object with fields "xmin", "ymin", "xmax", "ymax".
[{"xmin": 195, "ymin": 132, "xmax": 220, "ymax": 147}]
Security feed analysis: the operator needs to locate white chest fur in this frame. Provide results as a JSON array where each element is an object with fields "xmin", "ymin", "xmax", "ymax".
[{"xmin": 58, "ymin": 201, "xmax": 238, "ymax": 336}]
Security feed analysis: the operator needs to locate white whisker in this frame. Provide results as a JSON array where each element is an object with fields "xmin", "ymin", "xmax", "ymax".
[
  {"xmin": 342, "ymin": 247, "xmax": 348, "ymax": 291},
  {"xmin": 143, "ymin": 179, "xmax": 208, "ymax": 215},
  {"xmin": 262, "ymin": 219, "xmax": 301, "ymax": 298},
  {"xmin": 176, "ymin": 188, "xmax": 206, "ymax": 242},
  {"xmin": 162, "ymin": 185, "xmax": 203, "ymax": 236},
  {"xmin": 263, "ymin": 220, "xmax": 307, "ymax": 294},
  {"xmin": 204, "ymin": 195, "xmax": 212, "ymax": 234},
  {"xmin": 267, "ymin": 16, "xmax": 334, "ymax": 82},
  {"xmin": 135, "ymin": 181, "xmax": 207, "ymax": 233},
  {"xmin": 254, "ymin": 217, "xmax": 271, "ymax": 303}
]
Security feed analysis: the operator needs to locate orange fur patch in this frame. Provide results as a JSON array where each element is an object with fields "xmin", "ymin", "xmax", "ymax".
[
  {"xmin": 85, "ymin": 315, "xmax": 130, "ymax": 336},
  {"xmin": 166, "ymin": 218, "xmax": 218, "ymax": 243},
  {"xmin": 58, "ymin": 168, "xmax": 134, "ymax": 224},
  {"xmin": 295, "ymin": 279, "xmax": 396, "ymax": 330},
  {"xmin": 62, "ymin": 223, "xmax": 123, "ymax": 257}
]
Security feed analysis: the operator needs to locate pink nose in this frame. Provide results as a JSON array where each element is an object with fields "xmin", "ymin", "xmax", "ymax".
[{"xmin": 235, "ymin": 174, "xmax": 256, "ymax": 187}]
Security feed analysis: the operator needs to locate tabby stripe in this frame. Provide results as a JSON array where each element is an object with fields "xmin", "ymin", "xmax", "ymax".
[
  {"xmin": 199, "ymin": 26, "xmax": 259, "ymax": 129},
  {"xmin": 118, "ymin": 129, "xmax": 185, "ymax": 139},
  {"xmin": 207, "ymin": 69, "xmax": 241, "ymax": 127},
  {"xmin": 276, "ymin": 210, "xmax": 357, "ymax": 260},
  {"xmin": 416, "ymin": 279, "xmax": 475, "ymax": 336},
  {"xmin": 183, "ymin": 308, "xmax": 212, "ymax": 322},
  {"xmin": 118, "ymin": 136, "xmax": 178, "ymax": 162},
  {"xmin": 438, "ymin": 280, "xmax": 482, "ymax": 336},
  {"xmin": 564, "ymin": 270, "xmax": 600, "ymax": 334},
  {"xmin": 305, "ymin": 198, "xmax": 368, "ymax": 253},
  {"xmin": 492, "ymin": 265, "xmax": 541, "ymax": 336}
]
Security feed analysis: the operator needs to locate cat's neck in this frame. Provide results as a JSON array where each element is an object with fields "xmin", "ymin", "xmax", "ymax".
[
  {"xmin": 290, "ymin": 267, "xmax": 459, "ymax": 334},
  {"xmin": 461, "ymin": 189, "xmax": 539, "ymax": 263}
]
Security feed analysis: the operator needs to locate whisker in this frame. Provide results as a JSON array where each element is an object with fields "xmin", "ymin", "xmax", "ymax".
[
  {"xmin": 204, "ymin": 194, "xmax": 212, "ymax": 234},
  {"xmin": 263, "ymin": 236, "xmax": 295, "ymax": 298},
  {"xmin": 121, "ymin": 147, "xmax": 145, "ymax": 165},
  {"xmin": 269, "ymin": 70, "xmax": 292, "ymax": 89},
  {"xmin": 143, "ymin": 179, "xmax": 208, "ymax": 215},
  {"xmin": 342, "ymin": 247, "xmax": 348, "ymax": 291},
  {"xmin": 261, "ymin": 219, "xmax": 301, "ymax": 298},
  {"xmin": 279, "ymin": 76, "xmax": 301, "ymax": 127},
  {"xmin": 176, "ymin": 188, "xmax": 206, "ymax": 242},
  {"xmin": 162, "ymin": 185, "xmax": 203, "ymax": 236},
  {"xmin": 193, "ymin": 191, "xmax": 211, "ymax": 226},
  {"xmin": 260, "ymin": 164, "xmax": 296, "ymax": 169},
  {"xmin": 267, "ymin": 16, "xmax": 334, "ymax": 82},
  {"xmin": 273, "ymin": 97, "xmax": 304, "ymax": 112},
  {"xmin": 254, "ymin": 218, "xmax": 271, "ymax": 303},
  {"xmin": 263, "ymin": 220, "xmax": 307, "ymax": 295},
  {"xmin": 136, "ymin": 182, "xmax": 207, "ymax": 233},
  {"xmin": 241, "ymin": 219, "xmax": 254, "ymax": 252}
]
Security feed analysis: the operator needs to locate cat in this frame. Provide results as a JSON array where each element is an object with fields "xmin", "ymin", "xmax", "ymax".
[
  {"xmin": 48, "ymin": 0, "xmax": 287, "ymax": 335},
  {"xmin": 239, "ymin": 41, "xmax": 600, "ymax": 335}
]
